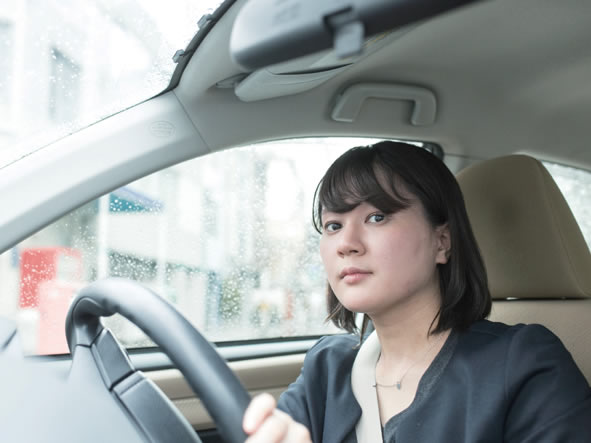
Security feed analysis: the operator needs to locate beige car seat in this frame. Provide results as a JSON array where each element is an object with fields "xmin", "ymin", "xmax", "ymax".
[{"xmin": 456, "ymin": 155, "xmax": 591, "ymax": 384}]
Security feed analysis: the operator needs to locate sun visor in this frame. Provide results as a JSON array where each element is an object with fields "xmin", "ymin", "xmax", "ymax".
[
  {"xmin": 234, "ymin": 64, "xmax": 350, "ymax": 102},
  {"xmin": 232, "ymin": 29, "xmax": 405, "ymax": 102}
]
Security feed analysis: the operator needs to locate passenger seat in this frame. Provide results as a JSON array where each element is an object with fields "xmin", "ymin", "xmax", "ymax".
[{"xmin": 456, "ymin": 154, "xmax": 591, "ymax": 384}]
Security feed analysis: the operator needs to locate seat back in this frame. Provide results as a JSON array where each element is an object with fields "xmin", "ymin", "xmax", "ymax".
[{"xmin": 456, "ymin": 155, "xmax": 591, "ymax": 383}]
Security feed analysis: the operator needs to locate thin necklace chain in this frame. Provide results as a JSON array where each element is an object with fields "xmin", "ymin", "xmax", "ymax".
[{"xmin": 373, "ymin": 332, "xmax": 445, "ymax": 390}]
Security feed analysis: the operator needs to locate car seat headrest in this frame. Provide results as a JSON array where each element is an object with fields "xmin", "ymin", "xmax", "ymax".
[{"xmin": 456, "ymin": 155, "xmax": 591, "ymax": 300}]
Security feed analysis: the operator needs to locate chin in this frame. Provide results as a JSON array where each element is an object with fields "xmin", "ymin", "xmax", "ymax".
[{"xmin": 339, "ymin": 299, "xmax": 378, "ymax": 316}]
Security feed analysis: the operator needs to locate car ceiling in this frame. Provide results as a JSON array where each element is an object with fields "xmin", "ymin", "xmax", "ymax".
[
  {"xmin": 175, "ymin": 0, "xmax": 591, "ymax": 170},
  {"xmin": 1, "ymin": 0, "xmax": 590, "ymax": 254}
]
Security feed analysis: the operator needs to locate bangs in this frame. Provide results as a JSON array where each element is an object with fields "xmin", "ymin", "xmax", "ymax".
[{"xmin": 313, "ymin": 147, "xmax": 411, "ymax": 232}]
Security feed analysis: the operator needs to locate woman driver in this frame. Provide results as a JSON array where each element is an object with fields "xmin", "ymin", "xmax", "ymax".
[{"xmin": 242, "ymin": 141, "xmax": 591, "ymax": 442}]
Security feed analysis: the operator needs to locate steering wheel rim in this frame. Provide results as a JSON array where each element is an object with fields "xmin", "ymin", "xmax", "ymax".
[{"xmin": 66, "ymin": 277, "xmax": 251, "ymax": 443}]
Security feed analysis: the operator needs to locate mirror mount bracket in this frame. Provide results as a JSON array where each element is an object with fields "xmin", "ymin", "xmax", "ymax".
[{"xmin": 324, "ymin": 8, "xmax": 365, "ymax": 58}]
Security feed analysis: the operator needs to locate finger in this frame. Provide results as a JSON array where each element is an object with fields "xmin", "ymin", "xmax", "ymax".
[
  {"xmin": 285, "ymin": 423, "xmax": 312, "ymax": 443},
  {"xmin": 274, "ymin": 410, "xmax": 312, "ymax": 443},
  {"xmin": 245, "ymin": 410, "xmax": 289, "ymax": 443},
  {"xmin": 243, "ymin": 393, "xmax": 277, "ymax": 434}
]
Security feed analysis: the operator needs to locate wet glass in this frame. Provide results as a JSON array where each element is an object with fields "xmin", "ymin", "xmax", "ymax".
[
  {"xmin": 0, "ymin": 137, "xmax": 382, "ymax": 354},
  {"xmin": 0, "ymin": 0, "xmax": 221, "ymax": 168}
]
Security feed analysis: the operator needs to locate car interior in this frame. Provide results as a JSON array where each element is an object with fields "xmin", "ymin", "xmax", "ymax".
[{"xmin": 0, "ymin": 0, "xmax": 590, "ymax": 441}]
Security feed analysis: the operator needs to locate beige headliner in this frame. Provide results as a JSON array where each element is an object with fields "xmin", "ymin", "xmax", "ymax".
[{"xmin": 176, "ymin": 0, "xmax": 591, "ymax": 170}]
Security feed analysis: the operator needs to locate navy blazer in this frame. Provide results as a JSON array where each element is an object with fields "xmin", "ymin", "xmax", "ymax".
[{"xmin": 277, "ymin": 320, "xmax": 591, "ymax": 442}]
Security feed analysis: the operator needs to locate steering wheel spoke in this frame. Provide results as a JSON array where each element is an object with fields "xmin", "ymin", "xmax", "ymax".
[{"xmin": 66, "ymin": 278, "xmax": 250, "ymax": 443}]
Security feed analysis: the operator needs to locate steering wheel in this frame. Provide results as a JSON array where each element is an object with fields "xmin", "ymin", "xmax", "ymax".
[{"xmin": 66, "ymin": 278, "xmax": 251, "ymax": 443}]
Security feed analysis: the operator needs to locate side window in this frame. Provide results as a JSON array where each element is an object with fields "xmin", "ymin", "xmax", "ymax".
[
  {"xmin": 544, "ymin": 162, "xmax": 591, "ymax": 250},
  {"xmin": 0, "ymin": 20, "xmax": 14, "ymax": 128},
  {"xmin": 0, "ymin": 137, "xmax": 380, "ymax": 355}
]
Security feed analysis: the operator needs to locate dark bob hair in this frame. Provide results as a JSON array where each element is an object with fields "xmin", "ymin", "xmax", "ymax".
[{"xmin": 313, "ymin": 141, "xmax": 491, "ymax": 335}]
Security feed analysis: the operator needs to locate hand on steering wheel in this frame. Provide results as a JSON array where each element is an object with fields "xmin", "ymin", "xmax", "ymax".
[{"xmin": 243, "ymin": 393, "xmax": 311, "ymax": 443}]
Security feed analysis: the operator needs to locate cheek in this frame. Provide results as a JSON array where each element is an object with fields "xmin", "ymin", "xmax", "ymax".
[
  {"xmin": 377, "ymin": 232, "xmax": 434, "ymax": 271},
  {"xmin": 377, "ymin": 234, "xmax": 413, "ymax": 263},
  {"xmin": 319, "ymin": 237, "xmax": 331, "ymax": 268},
  {"xmin": 319, "ymin": 237, "xmax": 341, "ymax": 288}
]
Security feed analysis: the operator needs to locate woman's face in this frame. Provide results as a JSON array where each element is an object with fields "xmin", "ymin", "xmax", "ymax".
[{"xmin": 319, "ymin": 200, "xmax": 450, "ymax": 317}]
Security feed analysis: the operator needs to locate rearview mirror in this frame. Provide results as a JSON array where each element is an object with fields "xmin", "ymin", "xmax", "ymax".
[{"xmin": 230, "ymin": 0, "xmax": 482, "ymax": 70}]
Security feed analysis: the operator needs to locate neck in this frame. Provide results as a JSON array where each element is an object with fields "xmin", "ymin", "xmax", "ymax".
[{"xmin": 370, "ymin": 289, "xmax": 444, "ymax": 363}]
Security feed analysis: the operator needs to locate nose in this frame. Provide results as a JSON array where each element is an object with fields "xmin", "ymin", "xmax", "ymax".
[{"xmin": 337, "ymin": 223, "xmax": 365, "ymax": 257}]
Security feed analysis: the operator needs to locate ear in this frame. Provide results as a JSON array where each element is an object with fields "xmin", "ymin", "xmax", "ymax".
[{"xmin": 435, "ymin": 223, "xmax": 451, "ymax": 265}]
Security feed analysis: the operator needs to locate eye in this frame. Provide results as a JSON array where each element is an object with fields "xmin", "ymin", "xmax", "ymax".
[
  {"xmin": 367, "ymin": 213, "xmax": 386, "ymax": 223},
  {"xmin": 323, "ymin": 221, "xmax": 342, "ymax": 232}
]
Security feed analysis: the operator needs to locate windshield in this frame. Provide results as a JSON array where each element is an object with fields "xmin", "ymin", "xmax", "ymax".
[{"xmin": 0, "ymin": 0, "xmax": 221, "ymax": 169}]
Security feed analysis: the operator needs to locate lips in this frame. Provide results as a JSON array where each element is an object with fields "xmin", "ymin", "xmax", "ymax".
[{"xmin": 339, "ymin": 267, "xmax": 372, "ymax": 283}]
